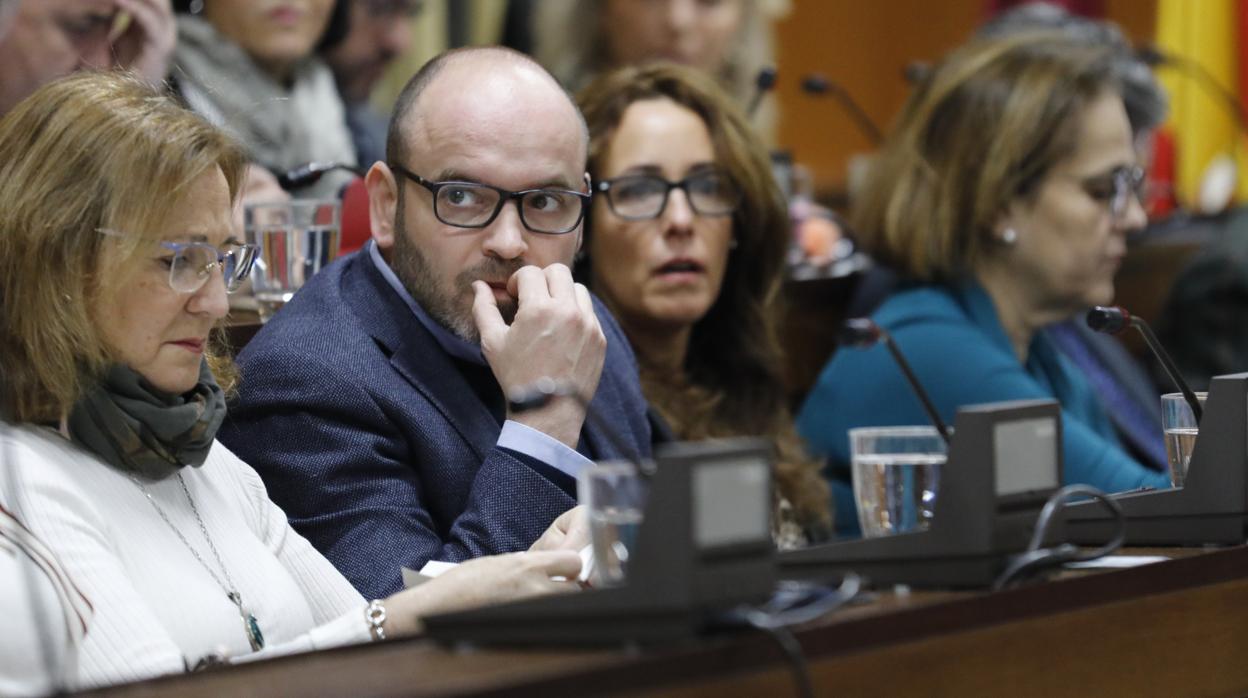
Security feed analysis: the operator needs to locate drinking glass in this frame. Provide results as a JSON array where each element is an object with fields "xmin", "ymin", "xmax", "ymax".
[
  {"xmin": 246, "ymin": 200, "xmax": 341, "ymax": 321},
  {"xmin": 578, "ymin": 461, "xmax": 649, "ymax": 587},
  {"xmin": 850, "ymin": 426, "xmax": 946, "ymax": 538},
  {"xmin": 1162, "ymin": 392, "xmax": 1207, "ymax": 488}
]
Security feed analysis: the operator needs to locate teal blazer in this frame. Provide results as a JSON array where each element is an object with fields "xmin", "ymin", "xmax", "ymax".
[{"xmin": 797, "ymin": 282, "xmax": 1170, "ymax": 534}]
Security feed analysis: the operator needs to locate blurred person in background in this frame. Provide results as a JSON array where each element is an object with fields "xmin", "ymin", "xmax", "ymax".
[
  {"xmin": 577, "ymin": 63, "xmax": 830, "ymax": 547},
  {"xmin": 0, "ymin": 0, "xmax": 175, "ymax": 115},
  {"xmin": 798, "ymin": 33, "xmax": 1170, "ymax": 534},
  {"xmin": 0, "ymin": 71, "xmax": 586, "ymax": 692},
  {"xmin": 531, "ymin": 0, "xmax": 780, "ymax": 141},
  {"xmin": 321, "ymin": 0, "xmax": 423, "ymax": 168},
  {"xmin": 172, "ymin": 0, "xmax": 355, "ymax": 199}
]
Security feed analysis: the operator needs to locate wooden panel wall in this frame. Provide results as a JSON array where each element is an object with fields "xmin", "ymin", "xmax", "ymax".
[{"xmin": 773, "ymin": 0, "xmax": 1159, "ymax": 200}]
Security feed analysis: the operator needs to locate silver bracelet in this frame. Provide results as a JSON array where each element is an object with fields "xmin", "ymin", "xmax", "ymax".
[{"xmin": 365, "ymin": 599, "xmax": 387, "ymax": 641}]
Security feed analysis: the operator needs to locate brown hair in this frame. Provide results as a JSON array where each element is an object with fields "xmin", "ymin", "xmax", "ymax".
[
  {"xmin": 577, "ymin": 63, "xmax": 830, "ymax": 534},
  {"xmin": 853, "ymin": 32, "xmax": 1116, "ymax": 282},
  {"xmin": 0, "ymin": 71, "xmax": 247, "ymax": 423}
]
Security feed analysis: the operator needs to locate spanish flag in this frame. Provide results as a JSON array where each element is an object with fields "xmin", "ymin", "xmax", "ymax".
[{"xmin": 1155, "ymin": 0, "xmax": 1248, "ymax": 208}]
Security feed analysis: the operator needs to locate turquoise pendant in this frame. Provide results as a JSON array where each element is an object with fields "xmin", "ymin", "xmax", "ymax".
[
  {"xmin": 244, "ymin": 612, "xmax": 265, "ymax": 652},
  {"xmin": 228, "ymin": 591, "xmax": 265, "ymax": 651}
]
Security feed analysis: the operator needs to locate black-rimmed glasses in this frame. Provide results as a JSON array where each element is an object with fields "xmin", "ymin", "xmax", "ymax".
[
  {"xmin": 392, "ymin": 165, "xmax": 590, "ymax": 235},
  {"xmin": 1080, "ymin": 165, "xmax": 1146, "ymax": 221},
  {"xmin": 596, "ymin": 171, "xmax": 741, "ymax": 221},
  {"xmin": 97, "ymin": 228, "xmax": 258, "ymax": 294}
]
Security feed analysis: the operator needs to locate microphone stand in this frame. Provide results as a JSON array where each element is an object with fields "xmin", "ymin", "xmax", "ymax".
[
  {"xmin": 799, "ymin": 74, "xmax": 885, "ymax": 146},
  {"xmin": 840, "ymin": 318, "xmax": 952, "ymax": 445},
  {"xmin": 1137, "ymin": 45, "xmax": 1248, "ymax": 132},
  {"xmin": 747, "ymin": 67, "xmax": 778, "ymax": 121},
  {"xmin": 1085, "ymin": 306, "xmax": 1203, "ymax": 421}
]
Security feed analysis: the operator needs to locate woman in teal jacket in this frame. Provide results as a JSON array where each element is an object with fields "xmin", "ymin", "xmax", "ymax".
[{"xmin": 797, "ymin": 34, "xmax": 1170, "ymax": 534}]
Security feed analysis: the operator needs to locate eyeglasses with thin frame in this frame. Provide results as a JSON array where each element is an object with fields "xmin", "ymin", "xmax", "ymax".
[
  {"xmin": 596, "ymin": 170, "xmax": 741, "ymax": 221},
  {"xmin": 391, "ymin": 165, "xmax": 590, "ymax": 235},
  {"xmin": 1079, "ymin": 165, "xmax": 1146, "ymax": 222},
  {"xmin": 97, "ymin": 228, "xmax": 258, "ymax": 294}
]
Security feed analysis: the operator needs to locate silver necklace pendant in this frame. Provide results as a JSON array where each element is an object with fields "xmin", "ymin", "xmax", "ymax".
[
  {"xmin": 228, "ymin": 591, "xmax": 265, "ymax": 651},
  {"xmin": 132, "ymin": 474, "xmax": 267, "ymax": 653}
]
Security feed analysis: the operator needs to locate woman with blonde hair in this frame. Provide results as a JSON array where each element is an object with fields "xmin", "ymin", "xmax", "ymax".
[
  {"xmin": 797, "ymin": 33, "xmax": 1170, "ymax": 533},
  {"xmin": 576, "ymin": 63, "xmax": 830, "ymax": 546},
  {"xmin": 0, "ymin": 71, "xmax": 583, "ymax": 691}
]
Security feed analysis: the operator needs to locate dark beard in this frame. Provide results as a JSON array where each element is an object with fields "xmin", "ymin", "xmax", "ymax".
[{"xmin": 390, "ymin": 198, "xmax": 522, "ymax": 343}]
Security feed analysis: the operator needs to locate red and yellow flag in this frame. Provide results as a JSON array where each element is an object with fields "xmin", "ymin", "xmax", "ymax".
[{"xmin": 1155, "ymin": 0, "xmax": 1248, "ymax": 208}]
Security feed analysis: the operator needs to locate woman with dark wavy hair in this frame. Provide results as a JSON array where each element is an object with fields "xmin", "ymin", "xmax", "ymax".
[{"xmin": 576, "ymin": 63, "xmax": 830, "ymax": 546}]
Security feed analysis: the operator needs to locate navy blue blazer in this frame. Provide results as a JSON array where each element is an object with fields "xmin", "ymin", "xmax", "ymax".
[{"xmin": 219, "ymin": 251, "xmax": 652, "ymax": 598}]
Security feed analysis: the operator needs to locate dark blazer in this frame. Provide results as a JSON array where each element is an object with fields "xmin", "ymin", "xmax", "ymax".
[{"xmin": 219, "ymin": 250, "xmax": 652, "ymax": 598}]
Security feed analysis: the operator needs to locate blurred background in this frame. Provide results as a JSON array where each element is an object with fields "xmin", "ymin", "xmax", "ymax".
[{"xmin": 373, "ymin": 0, "xmax": 1246, "ymax": 214}]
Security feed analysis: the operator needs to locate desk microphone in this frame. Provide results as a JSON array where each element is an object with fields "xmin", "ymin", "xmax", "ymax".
[
  {"xmin": 840, "ymin": 318, "xmax": 952, "ymax": 445},
  {"xmin": 799, "ymin": 74, "xmax": 884, "ymax": 146},
  {"xmin": 902, "ymin": 61, "xmax": 932, "ymax": 86},
  {"xmin": 747, "ymin": 66, "xmax": 778, "ymax": 120},
  {"xmin": 278, "ymin": 162, "xmax": 366, "ymax": 190},
  {"xmin": 1085, "ymin": 305, "xmax": 1203, "ymax": 421}
]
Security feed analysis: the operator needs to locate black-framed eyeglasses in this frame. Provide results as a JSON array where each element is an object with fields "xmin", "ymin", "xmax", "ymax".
[
  {"xmin": 1080, "ymin": 165, "xmax": 1146, "ymax": 221},
  {"xmin": 392, "ymin": 165, "xmax": 590, "ymax": 235},
  {"xmin": 97, "ymin": 228, "xmax": 258, "ymax": 294},
  {"xmin": 596, "ymin": 170, "xmax": 741, "ymax": 221}
]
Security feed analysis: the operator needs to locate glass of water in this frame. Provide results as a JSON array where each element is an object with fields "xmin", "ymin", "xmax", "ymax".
[
  {"xmin": 1161, "ymin": 392, "xmax": 1207, "ymax": 488},
  {"xmin": 578, "ymin": 461, "xmax": 648, "ymax": 587},
  {"xmin": 850, "ymin": 426, "xmax": 946, "ymax": 538},
  {"xmin": 246, "ymin": 200, "xmax": 341, "ymax": 321}
]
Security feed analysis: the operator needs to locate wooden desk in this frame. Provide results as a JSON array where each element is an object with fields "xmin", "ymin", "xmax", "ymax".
[{"xmin": 84, "ymin": 545, "xmax": 1248, "ymax": 698}]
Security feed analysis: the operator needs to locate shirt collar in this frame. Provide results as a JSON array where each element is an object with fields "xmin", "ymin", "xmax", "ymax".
[{"xmin": 367, "ymin": 240, "xmax": 486, "ymax": 365}]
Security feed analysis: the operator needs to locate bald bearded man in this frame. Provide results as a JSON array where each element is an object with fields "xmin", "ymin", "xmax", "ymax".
[{"xmin": 220, "ymin": 47, "xmax": 653, "ymax": 599}]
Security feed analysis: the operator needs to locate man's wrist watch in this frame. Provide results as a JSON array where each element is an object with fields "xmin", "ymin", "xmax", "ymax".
[{"xmin": 365, "ymin": 599, "xmax": 387, "ymax": 641}]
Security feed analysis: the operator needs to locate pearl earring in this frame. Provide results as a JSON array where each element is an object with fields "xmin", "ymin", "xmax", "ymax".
[{"xmin": 1000, "ymin": 228, "xmax": 1018, "ymax": 245}]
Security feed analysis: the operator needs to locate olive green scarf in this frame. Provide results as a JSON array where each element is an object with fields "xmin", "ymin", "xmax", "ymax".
[{"xmin": 67, "ymin": 361, "xmax": 225, "ymax": 480}]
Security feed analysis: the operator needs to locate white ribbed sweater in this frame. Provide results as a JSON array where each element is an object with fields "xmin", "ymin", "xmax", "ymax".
[{"xmin": 0, "ymin": 424, "xmax": 372, "ymax": 692}]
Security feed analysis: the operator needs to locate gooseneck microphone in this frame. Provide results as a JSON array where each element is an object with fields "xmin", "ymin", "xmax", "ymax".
[
  {"xmin": 277, "ymin": 161, "xmax": 366, "ymax": 190},
  {"xmin": 799, "ymin": 74, "xmax": 884, "ymax": 146},
  {"xmin": 1135, "ymin": 44, "xmax": 1248, "ymax": 131},
  {"xmin": 840, "ymin": 318, "xmax": 952, "ymax": 445},
  {"xmin": 1086, "ymin": 306, "xmax": 1203, "ymax": 422},
  {"xmin": 747, "ymin": 66, "xmax": 778, "ymax": 120}
]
